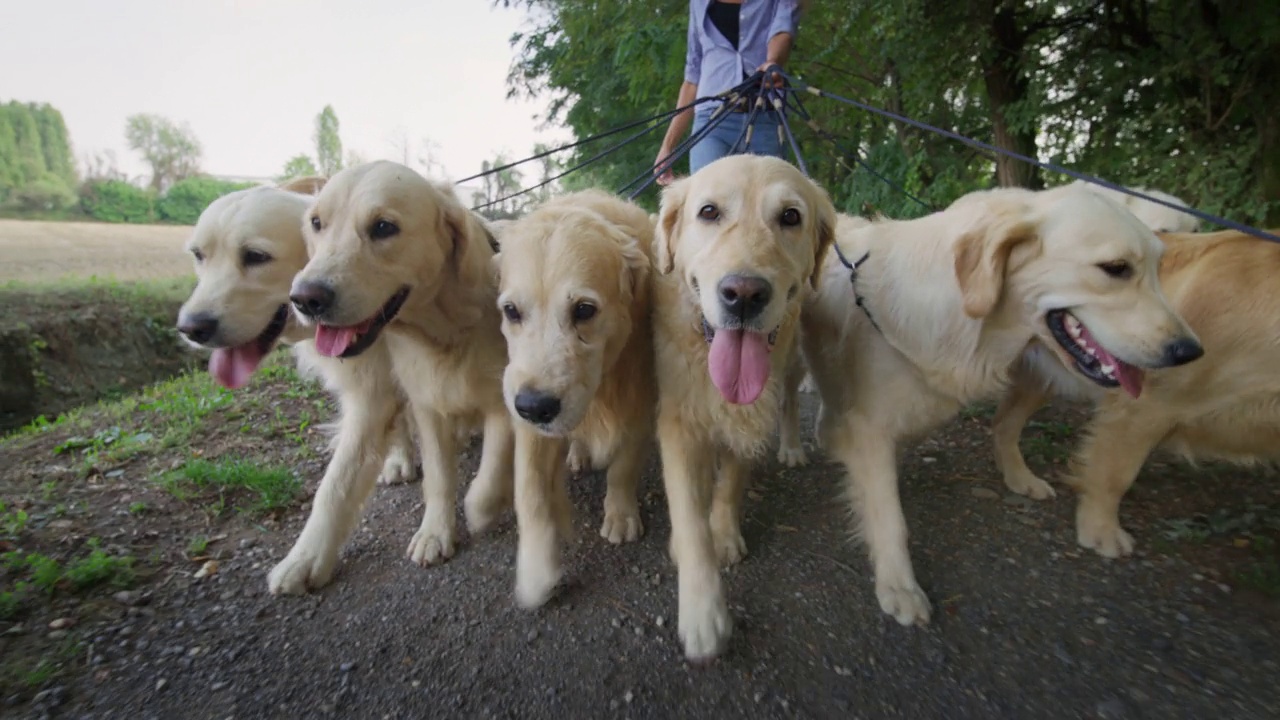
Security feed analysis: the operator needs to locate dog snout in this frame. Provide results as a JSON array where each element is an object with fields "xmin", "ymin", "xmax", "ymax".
[
  {"xmin": 177, "ymin": 313, "xmax": 218, "ymax": 344},
  {"xmin": 290, "ymin": 281, "xmax": 335, "ymax": 318},
  {"xmin": 1161, "ymin": 336, "xmax": 1204, "ymax": 367},
  {"xmin": 717, "ymin": 274, "xmax": 772, "ymax": 321},
  {"xmin": 513, "ymin": 388, "xmax": 561, "ymax": 425}
]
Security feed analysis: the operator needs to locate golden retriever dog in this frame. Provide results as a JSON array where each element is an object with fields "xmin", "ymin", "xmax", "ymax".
[
  {"xmin": 174, "ymin": 177, "xmax": 421, "ymax": 506},
  {"xmin": 797, "ymin": 183, "xmax": 1204, "ymax": 627},
  {"xmin": 1070, "ymin": 180, "xmax": 1200, "ymax": 233},
  {"xmin": 493, "ymin": 189, "xmax": 657, "ymax": 607},
  {"xmin": 650, "ymin": 154, "xmax": 836, "ymax": 660},
  {"xmin": 990, "ymin": 228, "xmax": 1280, "ymax": 558},
  {"xmin": 271, "ymin": 160, "xmax": 513, "ymax": 592}
]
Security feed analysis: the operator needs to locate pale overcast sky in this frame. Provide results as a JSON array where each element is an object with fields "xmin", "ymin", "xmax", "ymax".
[{"xmin": 0, "ymin": 0, "xmax": 571, "ymax": 185}]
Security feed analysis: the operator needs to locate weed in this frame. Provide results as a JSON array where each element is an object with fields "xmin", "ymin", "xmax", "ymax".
[
  {"xmin": 128, "ymin": 501, "xmax": 148, "ymax": 515},
  {"xmin": 26, "ymin": 554, "xmax": 62, "ymax": 594},
  {"xmin": 187, "ymin": 535, "xmax": 209, "ymax": 556},
  {"xmin": 0, "ymin": 583, "xmax": 25, "ymax": 620},
  {"xmin": 158, "ymin": 458, "xmax": 300, "ymax": 515},
  {"xmin": 1236, "ymin": 558, "xmax": 1280, "ymax": 597},
  {"xmin": 1, "ymin": 504, "xmax": 28, "ymax": 537},
  {"xmin": 63, "ymin": 543, "xmax": 134, "ymax": 591},
  {"xmin": 40, "ymin": 481, "xmax": 57, "ymax": 502}
]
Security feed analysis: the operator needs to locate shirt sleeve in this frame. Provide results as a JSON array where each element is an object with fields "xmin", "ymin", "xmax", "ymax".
[
  {"xmin": 768, "ymin": 0, "xmax": 799, "ymax": 40},
  {"xmin": 683, "ymin": 2, "xmax": 702, "ymax": 84}
]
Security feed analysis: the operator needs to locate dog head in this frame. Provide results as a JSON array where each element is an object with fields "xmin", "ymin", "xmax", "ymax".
[
  {"xmin": 953, "ymin": 185, "xmax": 1202, "ymax": 398},
  {"xmin": 176, "ymin": 179, "xmax": 324, "ymax": 389},
  {"xmin": 655, "ymin": 154, "xmax": 835, "ymax": 404},
  {"xmin": 290, "ymin": 160, "xmax": 488, "ymax": 359},
  {"xmin": 495, "ymin": 190, "xmax": 653, "ymax": 435}
]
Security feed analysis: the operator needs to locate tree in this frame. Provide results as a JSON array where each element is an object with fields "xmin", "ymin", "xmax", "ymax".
[
  {"xmin": 32, "ymin": 103, "xmax": 77, "ymax": 189},
  {"xmin": 279, "ymin": 153, "xmax": 319, "ymax": 181},
  {"xmin": 314, "ymin": 105, "xmax": 344, "ymax": 176},
  {"xmin": 124, "ymin": 113, "xmax": 202, "ymax": 192},
  {"xmin": 474, "ymin": 152, "xmax": 527, "ymax": 220},
  {"xmin": 0, "ymin": 101, "xmax": 79, "ymax": 207},
  {"xmin": 387, "ymin": 128, "xmax": 445, "ymax": 176}
]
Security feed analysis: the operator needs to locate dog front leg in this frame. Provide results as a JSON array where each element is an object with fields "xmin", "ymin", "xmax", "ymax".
[
  {"xmin": 777, "ymin": 348, "xmax": 809, "ymax": 467},
  {"xmin": 658, "ymin": 414, "xmax": 731, "ymax": 661},
  {"xmin": 991, "ymin": 365, "xmax": 1055, "ymax": 499},
  {"xmin": 406, "ymin": 407, "xmax": 460, "ymax": 566},
  {"xmin": 600, "ymin": 433, "xmax": 649, "ymax": 544},
  {"xmin": 513, "ymin": 424, "xmax": 569, "ymax": 608},
  {"xmin": 464, "ymin": 409, "xmax": 516, "ymax": 535},
  {"xmin": 268, "ymin": 395, "xmax": 394, "ymax": 594},
  {"xmin": 833, "ymin": 414, "xmax": 931, "ymax": 626},
  {"xmin": 709, "ymin": 451, "xmax": 749, "ymax": 567},
  {"xmin": 1072, "ymin": 407, "xmax": 1170, "ymax": 558}
]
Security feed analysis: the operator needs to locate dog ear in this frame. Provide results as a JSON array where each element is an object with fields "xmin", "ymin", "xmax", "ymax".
[
  {"xmin": 809, "ymin": 188, "xmax": 838, "ymax": 290},
  {"xmin": 279, "ymin": 175, "xmax": 327, "ymax": 195},
  {"xmin": 654, "ymin": 178, "xmax": 689, "ymax": 275},
  {"xmin": 617, "ymin": 231, "xmax": 652, "ymax": 302},
  {"xmin": 953, "ymin": 208, "xmax": 1038, "ymax": 319}
]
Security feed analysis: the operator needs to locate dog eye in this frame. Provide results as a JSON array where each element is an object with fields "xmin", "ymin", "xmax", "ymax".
[
  {"xmin": 370, "ymin": 220, "xmax": 399, "ymax": 240},
  {"xmin": 242, "ymin": 249, "xmax": 272, "ymax": 267},
  {"xmin": 1097, "ymin": 260, "xmax": 1133, "ymax": 279},
  {"xmin": 697, "ymin": 204, "xmax": 720, "ymax": 222},
  {"xmin": 502, "ymin": 303, "xmax": 522, "ymax": 323},
  {"xmin": 310, "ymin": 216, "xmax": 321, "ymax": 232},
  {"xmin": 191, "ymin": 249, "xmax": 204, "ymax": 262},
  {"xmin": 571, "ymin": 302, "xmax": 597, "ymax": 323},
  {"xmin": 779, "ymin": 208, "xmax": 802, "ymax": 227}
]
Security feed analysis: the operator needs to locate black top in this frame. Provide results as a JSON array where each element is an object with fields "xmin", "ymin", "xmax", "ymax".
[{"xmin": 708, "ymin": 0, "xmax": 741, "ymax": 50}]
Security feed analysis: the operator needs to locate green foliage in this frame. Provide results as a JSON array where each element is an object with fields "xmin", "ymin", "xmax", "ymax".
[
  {"xmin": 279, "ymin": 153, "xmax": 319, "ymax": 182},
  {"xmin": 156, "ymin": 176, "xmax": 255, "ymax": 224},
  {"xmin": 502, "ymin": 0, "xmax": 1279, "ymax": 225},
  {"xmin": 159, "ymin": 458, "xmax": 301, "ymax": 515},
  {"xmin": 79, "ymin": 178, "xmax": 156, "ymax": 223},
  {"xmin": 0, "ymin": 100, "xmax": 78, "ymax": 210},
  {"xmin": 125, "ymin": 113, "xmax": 203, "ymax": 192},
  {"xmin": 63, "ymin": 541, "xmax": 135, "ymax": 591},
  {"xmin": 314, "ymin": 105, "xmax": 344, "ymax": 176}
]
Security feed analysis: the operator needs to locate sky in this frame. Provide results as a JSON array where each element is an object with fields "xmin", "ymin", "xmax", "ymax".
[{"xmin": 0, "ymin": 0, "xmax": 571, "ymax": 189}]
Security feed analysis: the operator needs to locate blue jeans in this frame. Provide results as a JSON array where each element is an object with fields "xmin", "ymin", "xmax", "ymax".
[{"xmin": 688, "ymin": 108, "xmax": 788, "ymax": 174}]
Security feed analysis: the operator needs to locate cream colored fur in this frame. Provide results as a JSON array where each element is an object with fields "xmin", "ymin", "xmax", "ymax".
[
  {"xmin": 269, "ymin": 161, "xmax": 514, "ymax": 595},
  {"xmin": 494, "ymin": 189, "xmax": 658, "ymax": 607},
  {"xmin": 794, "ymin": 183, "xmax": 1200, "ymax": 626},
  {"xmin": 1071, "ymin": 179, "xmax": 1200, "ymax": 233},
  {"xmin": 650, "ymin": 155, "xmax": 836, "ymax": 660}
]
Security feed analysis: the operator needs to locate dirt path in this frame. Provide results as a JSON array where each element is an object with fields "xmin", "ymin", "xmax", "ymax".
[{"xmin": 1, "ymin": 366, "xmax": 1277, "ymax": 719}]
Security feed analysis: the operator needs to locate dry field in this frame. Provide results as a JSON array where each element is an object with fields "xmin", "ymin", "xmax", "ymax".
[{"xmin": 0, "ymin": 219, "xmax": 194, "ymax": 284}]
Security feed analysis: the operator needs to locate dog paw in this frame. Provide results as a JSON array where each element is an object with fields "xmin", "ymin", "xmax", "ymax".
[
  {"xmin": 711, "ymin": 522, "xmax": 747, "ymax": 568},
  {"xmin": 515, "ymin": 557, "xmax": 562, "ymax": 610},
  {"xmin": 600, "ymin": 508, "xmax": 644, "ymax": 544},
  {"xmin": 876, "ymin": 578, "xmax": 932, "ymax": 626},
  {"xmin": 566, "ymin": 442, "xmax": 591, "ymax": 477},
  {"xmin": 464, "ymin": 484, "xmax": 509, "ymax": 536},
  {"xmin": 267, "ymin": 543, "xmax": 338, "ymax": 595},
  {"xmin": 1076, "ymin": 504, "xmax": 1134, "ymax": 558},
  {"xmin": 777, "ymin": 443, "xmax": 807, "ymax": 467},
  {"xmin": 1004, "ymin": 470, "xmax": 1055, "ymax": 500},
  {"xmin": 799, "ymin": 373, "xmax": 817, "ymax": 393},
  {"xmin": 376, "ymin": 449, "xmax": 418, "ymax": 486},
  {"xmin": 407, "ymin": 519, "xmax": 456, "ymax": 567},
  {"xmin": 678, "ymin": 584, "xmax": 732, "ymax": 661}
]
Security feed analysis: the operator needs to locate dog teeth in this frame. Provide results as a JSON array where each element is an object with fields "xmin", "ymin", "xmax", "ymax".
[{"xmin": 1100, "ymin": 362, "xmax": 1116, "ymax": 378}]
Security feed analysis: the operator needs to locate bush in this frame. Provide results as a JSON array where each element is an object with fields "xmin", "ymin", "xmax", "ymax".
[
  {"xmin": 79, "ymin": 179, "xmax": 156, "ymax": 223},
  {"xmin": 8, "ymin": 176, "xmax": 76, "ymax": 213},
  {"xmin": 156, "ymin": 177, "xmax": 255, "ymax": 225}
]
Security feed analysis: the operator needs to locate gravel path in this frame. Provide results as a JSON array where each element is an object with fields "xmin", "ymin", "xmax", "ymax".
[{"xmin": 8, "ymin": 395, "xmax": 1280, "ymax": 720}]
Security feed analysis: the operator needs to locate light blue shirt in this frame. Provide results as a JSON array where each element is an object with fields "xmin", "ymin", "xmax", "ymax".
[{"xmin": 684, "ymin": 0, "xmax": 799, "ymax": 114}]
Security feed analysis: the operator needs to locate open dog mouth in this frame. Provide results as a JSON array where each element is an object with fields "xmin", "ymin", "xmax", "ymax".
[
  {"xmin": 314, "ymin": 286, "xmax": 410, "ymax": 359},
  {"xmin": 700, "ymin": 315, "xmax": 779, "ymax": 406},
  {"xmin": 208, "ymin": 304, "xmax": 289, "ymax": 390},
  {"xmin": 1046, "ymin": 309, "xmax": 1144, "ymax": 398}
]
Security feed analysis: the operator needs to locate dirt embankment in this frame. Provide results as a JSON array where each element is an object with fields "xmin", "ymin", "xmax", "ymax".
[{"xmin": 0, "ymin": 281, "xmax": 201, "ymax": 431}]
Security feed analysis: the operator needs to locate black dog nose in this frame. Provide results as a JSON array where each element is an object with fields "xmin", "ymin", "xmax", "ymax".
[
  {"xmin": 1162, "ymin": 337, "xmax": 1204, "ymax": 367},
  {"xmin": 290, "ymin": 281, "xmax": 335, "ymax": 318},
  {"xmin": 717, "ymin": 274, "xmax": 772, "ymax": 320},
  {"xmin": 514, "ymin": 389, "xmax": 561, "ymax": 425},
  {"xmin": 177, "ymin": 313, "xmax": 218, "ymax": 344}
]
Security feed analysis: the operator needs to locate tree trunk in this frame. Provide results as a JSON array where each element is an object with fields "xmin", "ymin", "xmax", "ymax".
[{"xmin": 982, "ymin": 2, "xmax": 1042, "ymax": 189}]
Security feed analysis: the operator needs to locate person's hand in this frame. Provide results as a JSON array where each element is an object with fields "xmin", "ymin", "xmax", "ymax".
[
  {"xmin": 757, "ymin": 61, "xmax": 784, "ymax": 90},
  {"xmin": 654, "ymin": 145, "xmax": 676, "ymax": 186}
]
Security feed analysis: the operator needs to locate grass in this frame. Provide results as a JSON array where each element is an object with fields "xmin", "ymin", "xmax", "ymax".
[
  {"xmin": 0, "ymin": 218, "xmax": 193, "ymax": 284},
  {"xmin": 0, "ymin": 539, "xmax": 135, "ymax": 620},
  {"xmin": 158, "ymin": 458, "xmax": 301, "ymax": 516},
  {"xmin": 1024, "ymin": 419, "xmax": 1075, "ymax": 463}
]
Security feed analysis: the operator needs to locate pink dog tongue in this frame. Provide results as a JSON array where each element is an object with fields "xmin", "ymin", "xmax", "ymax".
[
  {"xmin": 314, "ymin": 325, "xmax": 357, "ymax": 358},
  {"xmin": 1114, "ymin": 362, "xmax": 1145, "ymax": 399},
  {"xmin": 209, "ymin": 343, "xmax": 265, "ymax": 390},
  {"xmin": 708, "ymin": 329, "xmax": 771, "ymax": 405}
]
